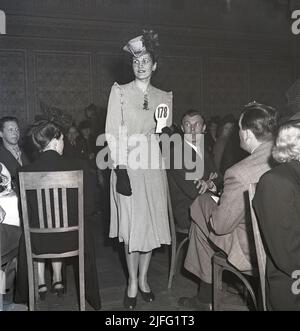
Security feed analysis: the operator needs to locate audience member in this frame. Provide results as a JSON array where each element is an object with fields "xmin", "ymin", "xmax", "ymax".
[
  {"xmin": 0, "ymin": 116, "xmax": 29, "ymax": 188},
  {"xmin": 178, "ymin": 102, "xmax": 278, "ymax": 309},
  {"xmin": 205, "ymin": 116, "xmax": 219, "ymax": 155},
  {"xmin": 15, "ymin": 120, "xmax": 100, "ymax": 310},
  {"xmin": 63, "ymin": 125, "xmax": 86, "ymax": 159},
  {"xmin": 84, "ymin": 103, "xmax": 106, "ymax": 138},
  {"xmin": 213, "ymin": 114, "xmax": 235, "ymax": 172},
  {"xmin": 78, "ymin": 120, "xmax": 97, "ymax": 164},
  {"xmin": 167, "ymin": 109, "xmax": 220, "ymax": 230},
  {"xmin": 253, "ymin": 116, "xmax": 300, "ymax": 310}
]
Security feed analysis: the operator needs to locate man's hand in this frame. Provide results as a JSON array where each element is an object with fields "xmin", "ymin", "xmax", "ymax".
[
  {"xmin": 194, "ymin": 179, "xmax": 209, "ymax": 195},
  {"xmin": 194, "ymin": 172, "xmax": 218, "ymax": 195},
  {"xmin": 0, "ymin": 205, "xmax": 6, "ymax": 223},
  {"xmin": 208, "ymin": 172, "xmax": 218, "ymax": 181}
]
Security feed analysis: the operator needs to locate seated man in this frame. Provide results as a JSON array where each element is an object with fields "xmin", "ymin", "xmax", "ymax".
[
  {"xmin": 166, "ymin": 109, "xmax": 220, "ymax": 230},
  {"xmin": 0, "ymin": 116, "xmax": 29, "ymax": 189},
  {"xmin": 179, "ymin": 102, "xmax": 278, "ymax": 309}
]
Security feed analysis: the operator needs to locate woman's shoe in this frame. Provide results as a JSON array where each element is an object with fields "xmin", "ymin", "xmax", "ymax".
[
  {"xmin": 51, "ymin": 281, "xmax": 65, "ymax": 297},
  {"xmin": 38, "ymin": 284, "xmax": 47, "ymax": 301},
  {"xmin": 139, "ymin": 289, "xmax": 155, "ymax": 303},
  {"xmin": 124, "ymin": 292, "xmax": 137, "ymax": 310}
]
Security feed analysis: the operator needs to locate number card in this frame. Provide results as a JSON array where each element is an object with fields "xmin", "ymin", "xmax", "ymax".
[{"xmin": 155, "ymin": 103, "xmax": 170, "ymax": 133}]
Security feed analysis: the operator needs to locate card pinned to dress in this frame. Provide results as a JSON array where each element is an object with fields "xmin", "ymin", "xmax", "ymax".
[{"xmin": 155, "ymin": 103, "xmax": 170, "ymax": 133}]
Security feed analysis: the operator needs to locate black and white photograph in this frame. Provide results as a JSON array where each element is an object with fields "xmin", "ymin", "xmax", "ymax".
[{"xmin": 1, "ymin": 0, "xmax": 300, "ymax": 316}]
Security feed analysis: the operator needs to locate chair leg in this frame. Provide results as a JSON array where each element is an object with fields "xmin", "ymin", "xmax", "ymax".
[
  {"xmin": 0, "ymin": 270, "xmax": 3, "ymax": 311},
  {"xmin": 174, "ymin": 237, "xmax": 189, "ymax": 274},
  {"xmin": 213, "ymin": 258, "xmax": 258, "ymax": 311},
  {"xmin": 213, "ymin": 260, "xmax": 224, "ymax": 311},
  {"xmin": 168, "ymin": 231, "xmax": 177, "ymax": 289},
  {"xmin": 78, "ymin": 256, "xmax": 85, "ymax": 311},
  {"xmin": 28, "ymin": 260, "xmax": 35, "ymax": 311},
  {"xmin": 33, "ymin": 261, "xmax": 39, "ymax": 303},
  {"xmin": 62, "ymin": 260, "xmax": 67, "ymax": 294}
]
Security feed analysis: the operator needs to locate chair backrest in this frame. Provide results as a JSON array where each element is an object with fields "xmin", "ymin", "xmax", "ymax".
[
  {"xmin": 19, "ymin": 170, "xmax": 84, "ymax": 260},
  {"xmin": 166, "ymin": 179, "xmax": 176, "ymax": 242},
  {"xmin": 248, "ymin": 183, "xmax": 267, "ymax": 311}
]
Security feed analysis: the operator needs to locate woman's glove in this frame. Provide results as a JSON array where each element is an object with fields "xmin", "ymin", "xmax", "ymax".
[{"xmin": 114, "ymin": 165, "xmax": 132, "ymax": 196}]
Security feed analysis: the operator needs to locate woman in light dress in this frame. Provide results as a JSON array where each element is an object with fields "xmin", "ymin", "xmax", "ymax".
[{"xmin": 105, "ymin": 30, "xmax": 172, "ymax": 309}]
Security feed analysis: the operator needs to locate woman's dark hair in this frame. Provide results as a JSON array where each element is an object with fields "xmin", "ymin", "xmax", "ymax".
[
  {"xmin": 240, "ymin": 102, "xmax": 278, "ymax": 142},
  {"xmin": 142, "ymin": 29, "xmax": 160, "ymax": 64},
  {"xmin": 30, "ymin": 120, "xmax": 62, "ymax": 152}
]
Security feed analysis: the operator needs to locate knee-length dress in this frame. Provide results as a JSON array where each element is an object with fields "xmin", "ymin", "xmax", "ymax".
[{"xmin": 106, "ymin": 81, "xmax": 172, "ymax": 253}]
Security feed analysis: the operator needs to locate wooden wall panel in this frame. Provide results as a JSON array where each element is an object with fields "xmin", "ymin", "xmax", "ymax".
[
  {"xmin": 97, "ymin": 54, "xmax": 128, "ymax": 111},
  {"xmin": 250, "ymin": 60, "xmax": 294, "ymax": 111},
  {"xmin": 34, "ymin": 52, "xmax": 92, "ymax": 124},
  {"xmin": 0, "ymin": 50, "xmax": 27, "ymax": 128},
  {"xmin": 206, "ymin": 57, "xmax": 249, "ymax": 117},
  {"xmin": 152, "ymin": 57, "xmax": 202, "ymax": 125},
  {"xmin": 0, "ymin": 1, "xmax": 297, "ymax": 129}
]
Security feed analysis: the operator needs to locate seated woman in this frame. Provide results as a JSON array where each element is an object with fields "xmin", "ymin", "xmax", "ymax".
[
  {"xmin": 253, "ymin": 118, "xmax": 300, "ymax": 310},
  {"xmin": 63, "ymin": 125, "xmax": 84, "ymax": 159},
  {"xmin": 14, "ymin": 120, "xmax": 100, "ymax": 310}
]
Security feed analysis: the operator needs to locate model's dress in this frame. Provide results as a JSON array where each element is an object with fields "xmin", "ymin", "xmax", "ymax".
[{"xmin": 106, "ymin": 81, "xmax": 172, "ymax": 252}]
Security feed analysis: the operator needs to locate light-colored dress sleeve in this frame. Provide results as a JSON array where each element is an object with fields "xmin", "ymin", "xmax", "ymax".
[
  {"xmin": 166, "ymin": 91, "xmax": 173, "ymax": 128},
  {"xmin": 105, "ymin": 83, "xmax": 127, "ymax": 166}
]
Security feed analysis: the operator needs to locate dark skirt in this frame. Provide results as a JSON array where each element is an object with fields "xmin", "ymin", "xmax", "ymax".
[{"xmin": 14, "ymin": 222, "xmax": 101, "ymax": 310}]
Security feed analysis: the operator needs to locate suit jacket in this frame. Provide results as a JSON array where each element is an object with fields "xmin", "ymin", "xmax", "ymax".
[
  {"xmin": 0, "ymin": 144, "xmax": 29, "ymax": 184},
  {"xmin": 253, "ymin": 160, "xmax": 300, "ymax": 310},
  {"xmin": 15, "ymin": 150, "xmax": 101, "ymax": 310},
  {"xmin": 209, "ymin": 141, "xmax": 273, "ymax": 273},
  {"xmin": 167, "ymin": 138, "xmax": 220, "ymax": 229}
]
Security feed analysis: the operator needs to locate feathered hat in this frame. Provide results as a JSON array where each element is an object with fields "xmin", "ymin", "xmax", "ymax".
[{"xmin": 123, "ymin": 29, "xmax": 160, "ymax": 59}]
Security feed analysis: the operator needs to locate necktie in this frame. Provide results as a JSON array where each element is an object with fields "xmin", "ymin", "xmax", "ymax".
[{"xmin": 13, "ymin": 146, "xmax": 22, "ymax": 165}]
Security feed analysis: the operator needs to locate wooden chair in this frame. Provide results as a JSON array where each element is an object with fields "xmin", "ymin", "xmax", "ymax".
[
  {"xmin": 213, "ymin": 251, "xmax": 258, "ymax": 311},
  {"xmin": 167, "ymin": 183, "xmax": 189, "ymax": 289},
  {"xmin": 19, "ymin": 170, "xmax": 85, "ymax": 311},
  {"xmin": 248, "ymin": 183, "xmax": 267, "ymax": 311}
]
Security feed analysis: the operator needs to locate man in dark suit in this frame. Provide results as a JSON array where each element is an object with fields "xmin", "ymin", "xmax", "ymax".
[
  {"xmin": 179, "ymin": 103, "xmax": 278, "ymax": 309},
  {"xmin": 0, "ymin": 116, "xmax": 29, "ymax": 187},
  {"xmin": 166, "ymin": 109, "xmax": 220, "ymax": 230}
]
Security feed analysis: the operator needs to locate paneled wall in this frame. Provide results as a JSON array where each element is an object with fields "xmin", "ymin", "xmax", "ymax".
[{"xmin": 0, "ymin": 0, "xmax": 298, "ymax": 129}]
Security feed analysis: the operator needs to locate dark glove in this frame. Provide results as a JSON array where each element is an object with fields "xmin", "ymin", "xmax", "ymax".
[
  {"xmin": 114, "ymin": 165, "xmax": 132, "ymax": 196},
  {"xmin": 160, "ymin": 126, "xmax": 173, "ymax": 136}
]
